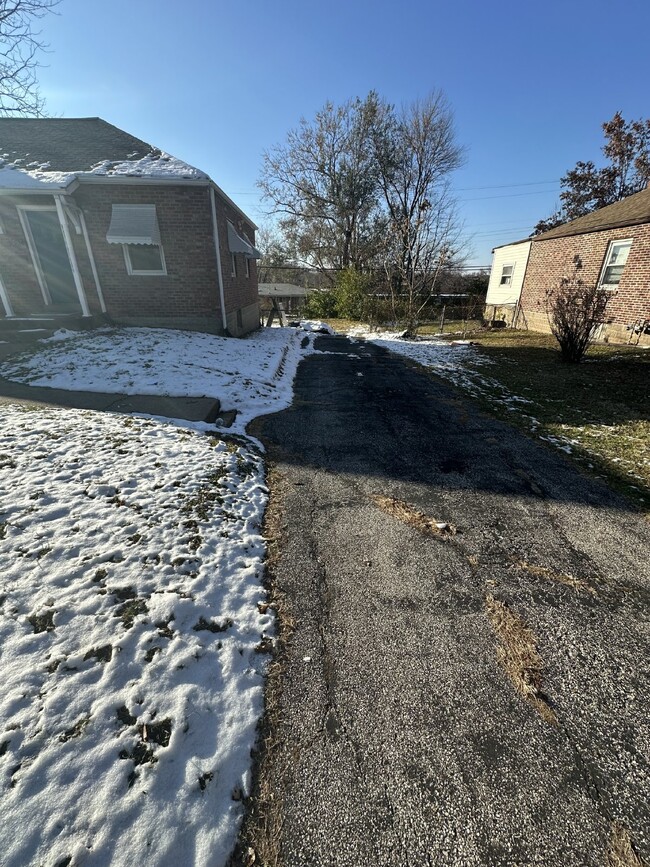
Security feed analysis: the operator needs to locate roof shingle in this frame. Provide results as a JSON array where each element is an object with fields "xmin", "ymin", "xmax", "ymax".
[
  {"xmin": 533, "ymin": 186, "xmax": 650, "ymax": 241},
  {"xmin": 0, "ymin": 117, "xmax": 157, "ymax": 172}
]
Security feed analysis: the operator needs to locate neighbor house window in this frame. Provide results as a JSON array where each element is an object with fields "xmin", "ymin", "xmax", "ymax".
[
  {"xmin": 123, "ymin": 243, "xmax": 166, "ymax": 276},
  {"xmin": 599, "ymin": 239, "xmax": 632, "ymax": 289},
  {"xmin": 106, "ymin": 204, "xmax": 166, "ymax": 275},
  {"xmin": 499, "ymin": 264, "xmax": 514, "ymax": 285}
]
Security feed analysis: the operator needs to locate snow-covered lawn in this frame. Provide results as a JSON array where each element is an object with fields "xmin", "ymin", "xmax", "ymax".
[
  {"xmin": 1, "ymin": 326, "xmax": 307, "ymax": 436},
  {"xmin": 0, "ymin": 326, "xmax": 315, "ymax": 866}
]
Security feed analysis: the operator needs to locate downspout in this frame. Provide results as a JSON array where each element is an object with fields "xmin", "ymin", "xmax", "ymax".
[
  {"xmin": 79, "ymin": 210, "xmax": 107, "ymax": 314},
  {"xmin": 54, "ymin": 194, "xmax": 91, "ymax": 317},
  {"xmin": 209, "ymin": 185, "xmax": 229, "ymax": 334}
]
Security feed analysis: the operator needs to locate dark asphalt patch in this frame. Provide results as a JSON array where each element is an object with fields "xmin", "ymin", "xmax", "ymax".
[{"xmin": 237, "ymin": 335, "xmax": 650, "ymax": 867}]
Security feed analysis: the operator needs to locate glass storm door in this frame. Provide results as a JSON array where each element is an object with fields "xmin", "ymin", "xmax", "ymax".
[{"xmin": 24, "ymin": 209, "xmax": 79, "ymax": 308}]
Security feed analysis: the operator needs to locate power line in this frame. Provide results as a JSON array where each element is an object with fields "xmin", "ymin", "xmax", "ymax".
[
  {"xmin": 459, "ymin": 189, "xmax": 560, "ymax": 202},
  {"xmin": 455, "ymin": 179, "xmax": 558, "ymax": 191},
  {"xmin": 231, "ymin": 179, "xmax": 562, "ymax": 198}
]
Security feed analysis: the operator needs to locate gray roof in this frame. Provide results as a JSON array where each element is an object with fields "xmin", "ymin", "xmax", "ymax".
[
  {"xmin": 0, "ymin": 116, "xmax": 258, "ymax": 230},
  {"xmin": 533, "ymin": 186, "xmax": 650, "ymax": 241},
  {"xmin": 258, "ymin": 283, "xmax": 311, "ymax": 297},
  {"xmin": 0, "ymin": 117, "xmax": 156, "ymax": 171}
]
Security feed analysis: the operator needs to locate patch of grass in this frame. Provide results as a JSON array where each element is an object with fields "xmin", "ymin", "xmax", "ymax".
[
  {"xmin": 372, "ymin": 494, "xmax": 456, "ymax": 538},
  {"xmin": 418, "ymin": 318, "xmax": 483, "ymax": 336},
  {"xmin": 140, "ymin": 718, "xmax": 172, "ymax": 747},
  {"xmin": 230, "ymin": 466, "xmax": 293, "ymax": 867},
  {"xmin": 484, "ymin": 594, "xmax": 557, "ymax": 725},
  {"xmin": 181, "ymin": 471, "xmax": 226, "ymax": 522},
  {"xmin": 116, "ymin": 705, "xmax": 137, "ymax": 727},
  {"xmin": 515, "ymin": 560, "xmax": 597, "ymax": 595},
  {"xmin": 607, "ymin": 823, "xmax": 647, "ymax": 867},
  {"xmin": 193, "ymin": 616, "xmax": 233, "ymax": 634},
  {"xmin": 59, "ymin": 716, "xmax": 91, "ymax": 743},
  {"xmin": 119, "ymin": 741, "xmax": 157, "ymax": 768},
  {"xmin": 83, "ymin": 645, "xmax": 113, "ymax": 663},
  {"xmin": 110, "ymin": 589, "xmax": 148, "ymax": 629},
  {"xmin": 198, "ymin": 770, "xmax": 214, "ymax": 791},
  {"xmin": 28, "ymin": 610, "xmax": 55, "ymax": 633},
  {"xmin": 442, "ymin": 329, "xmax": 650, "ymax": 511},
  {"xmin": 316, "ymin": 318, "xmax": 365, "ymax": 334}
]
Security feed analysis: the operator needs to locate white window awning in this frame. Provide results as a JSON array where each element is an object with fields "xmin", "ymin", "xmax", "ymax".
[
  {"xmin": 227, "ymin": 221, "xmax": 261, "ymax": 259},
  {"xmin": 106, "ymin": 204, "xmax": 161, "ymax": 245}
]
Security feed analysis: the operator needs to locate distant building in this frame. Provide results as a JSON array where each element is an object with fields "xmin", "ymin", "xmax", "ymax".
[
  {"xmin": 258, "ymin": 283, "xmax": 311, "ymax": 316},
  {"xmin": 486, "ymin": 189, "xmax": 650, "ymax": 343}
]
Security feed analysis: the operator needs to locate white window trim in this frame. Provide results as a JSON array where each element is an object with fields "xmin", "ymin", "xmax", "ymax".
[
  {"xmin": 122, "ymin": 243, "xmax": 167, "ymax": 276},
  {"xmin": 231, "ymin": 252, "xmax": 237, "ymax": 278},
  {"xmin": 598, "ymin": 239, "xmax": 632, "ymax": 290},
  {"xmin": 499, "ymin": 263, "xmax": 515, "ymax": 285}
]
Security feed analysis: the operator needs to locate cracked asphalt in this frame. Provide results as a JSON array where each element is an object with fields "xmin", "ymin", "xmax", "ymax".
[{"xmin": 243, "ymin": 334, "xmax": 650, "ymax": 867}]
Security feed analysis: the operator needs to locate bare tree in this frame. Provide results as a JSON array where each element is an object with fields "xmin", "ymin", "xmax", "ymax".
[
  {"xmin": 374, "ymin": 93, "xmax": 466, "ymax": 333},
  {"xmin": 545, "ymin": 266, "xmax": 610, "ymax": 363},
  {"xmin": 259, "ymin": 93, "xmax": 388, "ymax": 274},
  {"xmin": 0, "ymin": 0, "xmax": 59, "ymax": 117},
  {"xmin": 255, "ymin": 223, "xmax": 307, "ymax": 286}
]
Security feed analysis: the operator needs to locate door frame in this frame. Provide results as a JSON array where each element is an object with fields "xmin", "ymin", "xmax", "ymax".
[
  {"xmin": 17, "ymin": 204, "xmax": 58, "ymax": 306},
  {"xmin": 17, "ymin": 203, "xmax": 85, "ymax": 312}
]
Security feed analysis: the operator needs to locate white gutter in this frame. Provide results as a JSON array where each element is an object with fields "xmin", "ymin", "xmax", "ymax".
[
  {"xmin": 209, "ymin": 185, "xmax": 228, "ymax": 333},
  {"xmin": 75, "ymin": 174, "xmax": 258, "ymax": 229},
  {"xmin": 79, "ymin": 210, "xmax": 107, "ymax": 314},
  {"xmin": 54, "ymin": 194, "xmax": 91, "ymax": 317}
]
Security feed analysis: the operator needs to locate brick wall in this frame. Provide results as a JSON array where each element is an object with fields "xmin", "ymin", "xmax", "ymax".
[
  {"xmin": 213, "ymin": 196, "xmax": 260, "ymax": 331},
  {"xmin": 73, "ymin": 183, "xmax": 223, "ymax": 327},
  {"xmin": 520, "ymin": 224, "xmax": 650, "ymax": 342},
  {"xmin": 0, "ymin": 182, "xmax": 260, "ymax": 335}
]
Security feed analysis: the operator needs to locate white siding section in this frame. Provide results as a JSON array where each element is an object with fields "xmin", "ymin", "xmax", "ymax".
[{"xmin": 486, "ymin": 241, "xmax": 531, "ymax": 306}]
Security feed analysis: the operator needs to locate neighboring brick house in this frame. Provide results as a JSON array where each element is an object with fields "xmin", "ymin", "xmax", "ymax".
[
  {"xmin": 487, "ymin": 187, "xmax": 650, "ymax": 344},
  {"xmin": 0, "ymin": 117, "xmax": 260, "ymax": 336}
]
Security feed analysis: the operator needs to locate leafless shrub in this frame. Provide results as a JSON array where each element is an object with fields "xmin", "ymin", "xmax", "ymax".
[{"xmin": 545, "ymin": 266, "xmax": 609, "ymax": 363}]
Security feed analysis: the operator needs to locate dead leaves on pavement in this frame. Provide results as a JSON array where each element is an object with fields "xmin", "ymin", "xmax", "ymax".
[
  {"xmin": 372, "ymin": 494, "xmax": 457, "ymax": 538},
  {"xmin": 484, "ymin": 594, "xmax": 557, "ymax": 726}
]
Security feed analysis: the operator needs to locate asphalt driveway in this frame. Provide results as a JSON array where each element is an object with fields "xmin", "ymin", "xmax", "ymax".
[{"xmin": 238, "ymin": 334, "xmax": 650, "ymax": 867}]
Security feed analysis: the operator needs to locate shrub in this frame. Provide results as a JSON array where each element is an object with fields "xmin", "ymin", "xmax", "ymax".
[
  {"xmin": 302, "ymin": 288, "xmax": 339, "ymax": 319},
  {"xmin": 545, "ymin": 269, "xmax": 610, "ymax": 363}
]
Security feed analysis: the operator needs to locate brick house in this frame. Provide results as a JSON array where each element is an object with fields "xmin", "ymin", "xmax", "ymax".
[
  {"xmin": 0, "ymin": 117, "xmax": 260, "ymax": 336},
  {"xmin": 487, "ymin": 187, "xmax": 650, "ymax": 344}
]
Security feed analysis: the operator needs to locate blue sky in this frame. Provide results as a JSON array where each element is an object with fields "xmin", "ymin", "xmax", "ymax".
[{"xmin": 35, "ymin": 0, "xmax": 650, "ymax": 266}]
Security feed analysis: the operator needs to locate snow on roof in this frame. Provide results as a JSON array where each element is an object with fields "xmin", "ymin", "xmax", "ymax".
[
  {"xmin": 0, "ymin": 152, "xmax": 206, "ymax": 191},
  {"xmin": 87, "ymin": 151, "xmax": 208, "ymax": 181},
  {"xmin": 0, "ymin": 164, "xmax": 76, "ymax": 190}
]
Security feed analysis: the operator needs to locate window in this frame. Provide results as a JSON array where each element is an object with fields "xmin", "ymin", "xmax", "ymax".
[
  {"xmin": 245, "ymin": 256, "xmax": 250, "ymax": 279},
  {"xmin": 499, "ymin": 264, "xmax": 514, "ymax": 285},
  {"xmin": 231, "ymin": 253, "xmax": 237, "ymax": 278},
  {"xmin": 106, "ymin": 204, "xmax": 166, "ymax": 276},
  {"xmin": 123, "ymin": 243, "xmax": 166, "ymax": 275},
  {"xmin": 599, "ymin": 239, "xmax": 632, "ymax": 289}
]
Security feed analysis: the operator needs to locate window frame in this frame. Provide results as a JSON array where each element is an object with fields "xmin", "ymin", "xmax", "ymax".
[
  {"xmin": 231, "ymin": 252, "xmax": 237, "ymax": 278},
  {"xmin": 598, "ymin": 239, "xmax": 632, "ymax": 290},
  {"xmin": 245, "ymin": 256, "xmax": 250, "ymax": 279},
  {"xmin": 499, "ymin": 263, "xmax": 515, "ymax": 285},
  {"xmin": 122, "ymin": 242, "xmax": 167, "ymax": 276}
]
